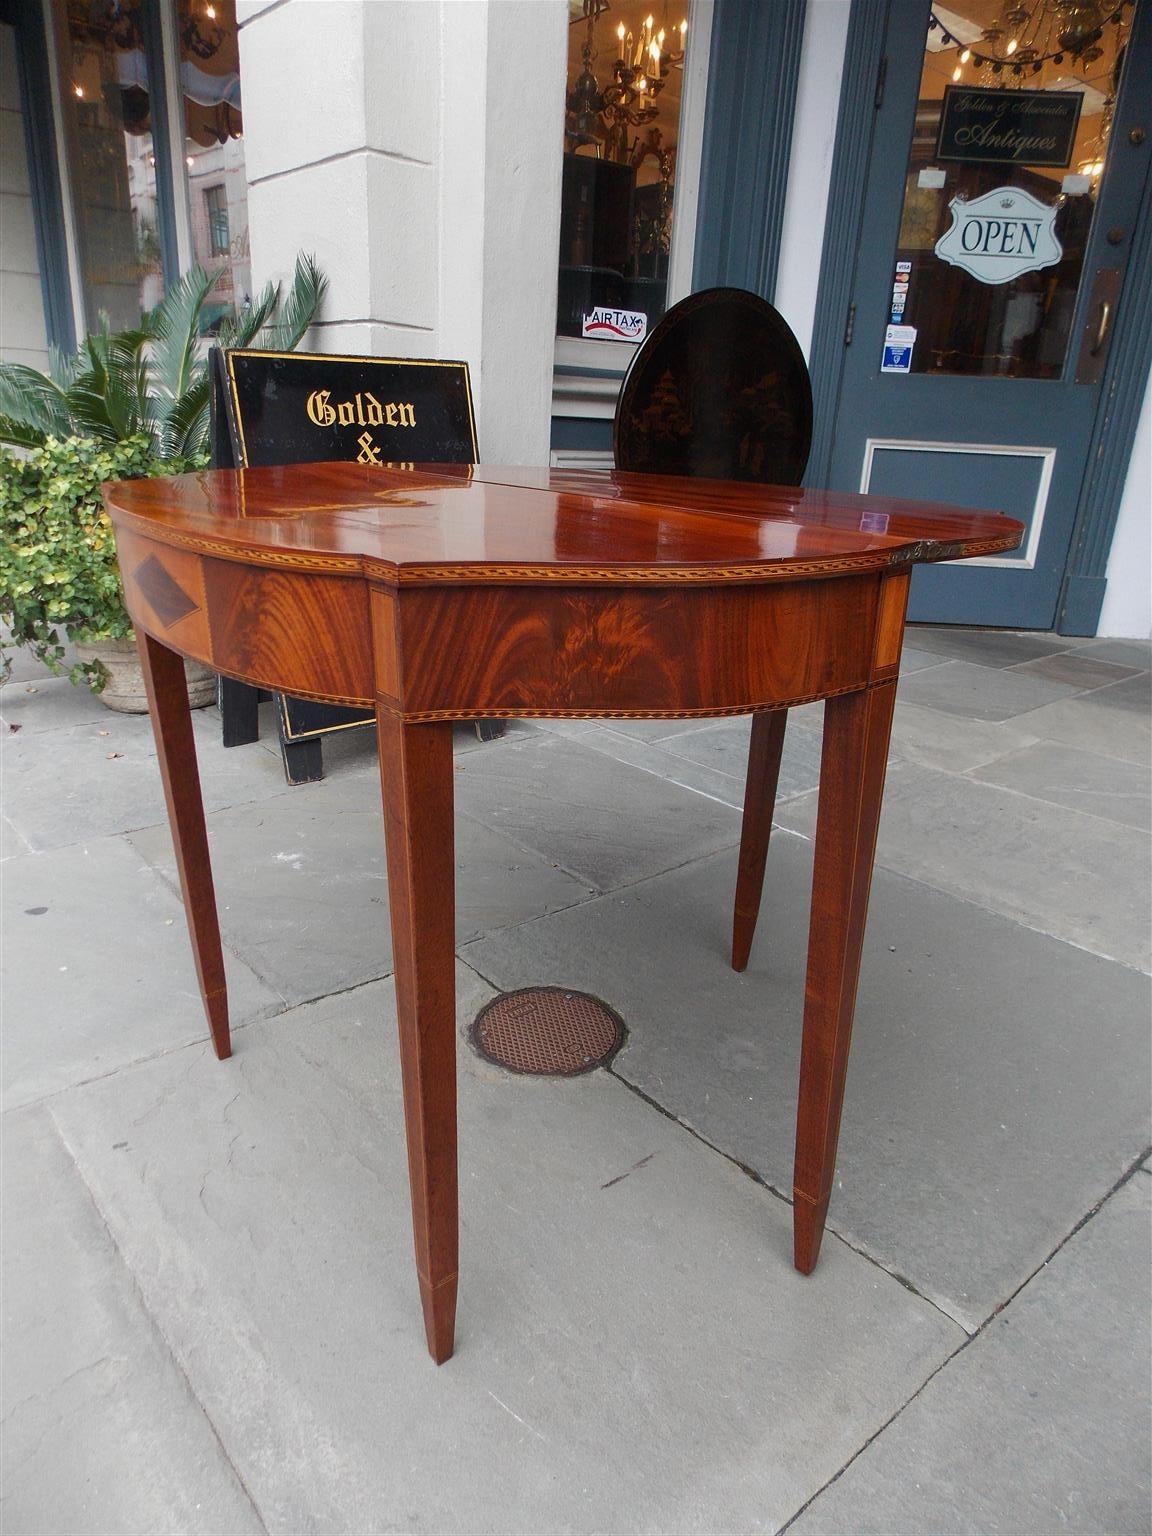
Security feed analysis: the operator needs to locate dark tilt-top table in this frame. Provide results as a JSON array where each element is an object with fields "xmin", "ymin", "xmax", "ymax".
[{"xmin": 103, "ymin": 462, "xmax": 1023, "ymax": 1364}]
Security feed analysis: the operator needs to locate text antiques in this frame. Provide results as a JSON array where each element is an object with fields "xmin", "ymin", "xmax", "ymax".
[{"xmin": 936, "ymin": 85, "xmax": 1083, "ymax": 169}]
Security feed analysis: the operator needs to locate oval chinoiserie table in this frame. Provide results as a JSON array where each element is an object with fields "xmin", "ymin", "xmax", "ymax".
[{"xmin": 102, "ymin": 462, "xmax": 1022, "ymax": 1364}]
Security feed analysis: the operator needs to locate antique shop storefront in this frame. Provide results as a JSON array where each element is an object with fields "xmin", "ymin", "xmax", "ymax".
[{"xmin": 2, "ymin": 0, "xmax": 1149, "ymax": 635}]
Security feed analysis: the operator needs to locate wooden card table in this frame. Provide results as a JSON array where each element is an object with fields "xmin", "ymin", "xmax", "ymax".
[{"xmin": 103, "ymin": 462, "xmax": 1022, "ymax": 1364}]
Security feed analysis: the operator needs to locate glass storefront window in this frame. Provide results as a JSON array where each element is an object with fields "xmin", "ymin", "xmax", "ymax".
[
  {"xmin": 890, "ymin": 0, "xmax": 1133, "ymax": 378},
  {"xmin": 557, "ymin": 0, "xmax": 691, "ymax": 341},
  {"xmin": 53, "ymin": 0, "xmax": 165, "ymax": 330},
  {"xmin": 50, "ymin": 0, "xmax": 249, "ymax": 338},
  {"xmin": 177, "ymin": 0, "xmax": 250, "ymax": 333}
]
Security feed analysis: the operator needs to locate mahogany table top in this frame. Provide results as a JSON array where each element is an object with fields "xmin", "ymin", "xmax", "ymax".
[{"xmin": 104, "ymin": 462, "xmax": 1024, "ymax": 585}]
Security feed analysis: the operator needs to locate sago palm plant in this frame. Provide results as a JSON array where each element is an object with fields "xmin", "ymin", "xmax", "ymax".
[{"xmin": 0, "ymin": 253, "xmax": 326, "ymax": 459}]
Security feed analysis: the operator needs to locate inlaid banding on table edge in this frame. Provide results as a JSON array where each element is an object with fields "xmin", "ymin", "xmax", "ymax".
[
  {"xmin": 109, "ymin": 507, "xmax": 1023, "ymax": 585},
  {"xmin": 389, "ymin": 684, "xmax": 891, "ymax": 723}
]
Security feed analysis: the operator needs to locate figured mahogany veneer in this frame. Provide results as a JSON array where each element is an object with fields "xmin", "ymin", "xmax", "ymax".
[{"xmin": 104, "ymin": 461, "xmax": 1022, "ymax": 1365}]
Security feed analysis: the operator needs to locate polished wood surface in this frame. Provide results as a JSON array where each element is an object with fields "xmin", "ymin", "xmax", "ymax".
[
  {"xmin": 732, "ymin": 710, "xmax": 788, "ymax": 974},
  {"xmin": 106, "ymin": 461, "xmax": 1021, "ymax": 582},
  {"xmin": 104, "ymin": 463, "xmax": 1024, "ymax": 1365},
  {"xmin": 375, "ymin": 711, "xmax": 459, "ymax": 1365},
  {"xmin": 795, "ymin": 674, "xmax": 901, "ymax": 1272},
  {"xmin": 614, "ymin": 288, "xmax": 814, "ymax": 485},
  {"xmin": 134, "ymin": 630, "xmax": 231, "ymax": 1060}
]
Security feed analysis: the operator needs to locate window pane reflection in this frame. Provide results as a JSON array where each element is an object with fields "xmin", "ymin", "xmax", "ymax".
[
  {"xmin": 557, "ymin": 1, "xmax": 691, "ymax": 341},
  {"xmin": 178, "ymin": 0, "xmax": 249, "ymax": 332},
  {"xmin": 55, "ymin": 0, "xmax": 164, "ymax": 330}
]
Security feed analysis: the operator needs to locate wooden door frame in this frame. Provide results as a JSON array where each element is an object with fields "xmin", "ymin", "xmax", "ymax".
[{"xmin": 805, "ymin": 0, "xmax": 1152, "ymax": 636}]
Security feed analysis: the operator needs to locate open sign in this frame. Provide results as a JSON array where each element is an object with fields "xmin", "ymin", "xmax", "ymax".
[{"xmin": 934, "ymin": 186, "xmax": 1062, "ymax": 286}]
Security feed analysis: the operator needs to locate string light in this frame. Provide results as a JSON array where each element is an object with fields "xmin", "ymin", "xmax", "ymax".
[{"xmin": 928, "ymin": 5, "xmax": 1128, "ymax": 69}]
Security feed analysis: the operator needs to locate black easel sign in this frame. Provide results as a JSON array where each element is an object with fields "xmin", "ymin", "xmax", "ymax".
[
  {"xmin": 212, "ymin": 348, "xmax": 480, "ymax": 778},
  {"xmin": 221, "ymin": 349, "xmax": 478, "ymax": 469}
]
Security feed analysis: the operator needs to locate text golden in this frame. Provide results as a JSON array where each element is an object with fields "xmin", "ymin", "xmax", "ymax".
[{"xmin": 306, "ymin": 390, "xmax": 417, "ymax": 429}]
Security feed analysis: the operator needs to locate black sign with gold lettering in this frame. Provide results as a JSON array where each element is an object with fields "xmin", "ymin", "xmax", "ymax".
[
  {"xmin": 935, "ymin": 85, "xmax": 1082, "ymax": 169},
  {"xmin": 210, "ymin": 348, "xmax": 480, "ymax": 780},
  {"xmin": 221, "ymin": 349, "xmax": 477, "ymax": 469}
]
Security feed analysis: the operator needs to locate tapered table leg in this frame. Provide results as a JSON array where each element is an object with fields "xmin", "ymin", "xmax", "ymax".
[
  {"xmin": 135, "ymin": 630, "xmax": 230, "ymax": 1060},
  {"xmin": 794, "ymin": 680, "xmax": 897, "ymax": 1273},
  {"xmin": 732, "ymin": 709, "xmax": 788, "ymax": 971},
  {"xmin": 376, "ymin": 712, "xmax": 458, "ymax": 1364}
]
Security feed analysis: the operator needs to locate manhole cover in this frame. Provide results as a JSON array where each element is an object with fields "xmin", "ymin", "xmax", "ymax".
[{"xmin": 470, "ymin": 987, "xmax": 624, "ymax": 1077}]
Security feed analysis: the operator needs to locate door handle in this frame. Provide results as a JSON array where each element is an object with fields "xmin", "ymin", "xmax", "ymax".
[
  {"xmin": 1090, "ymin": 299, "xmax": 1112, "ymax": 357},
  {"xmin": 1076, "ymin": 268, "xmax": 1122, "ymax": 384}
]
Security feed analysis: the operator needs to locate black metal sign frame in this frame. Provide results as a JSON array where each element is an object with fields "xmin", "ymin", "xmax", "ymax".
[{"xmin": 222, "ymin": 348, "xmax": 478, "ymax": 470}]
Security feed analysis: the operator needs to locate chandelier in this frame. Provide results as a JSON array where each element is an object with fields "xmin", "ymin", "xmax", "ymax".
[
  {"xmin": 180, "ymin": 1, "xmax": 226, "ymax": 62},
  {"xmin": 929, "ymin": 0, "xmax": 1130, "ymax": 78},
  {"xmin": 566, "ymin": 1, "xmax": 687, "ymax": 163}
]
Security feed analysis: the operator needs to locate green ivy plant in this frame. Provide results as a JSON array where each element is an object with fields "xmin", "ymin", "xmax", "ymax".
[
  {"xmin": 0, "ymin": 253, "xmax": 326, "ymax": 459},
  {"xmin": 0, "ymin": 435, "xmax": 201, "ymax": 690},
  {"xmin": 0, "ymin": 253, "xmax": 327, "ymax": 690}
]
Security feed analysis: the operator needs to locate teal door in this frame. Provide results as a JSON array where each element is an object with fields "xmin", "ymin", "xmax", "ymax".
[{"xmin": 825, "ymin": 0, "xmax": 1150, "ymax": 628}]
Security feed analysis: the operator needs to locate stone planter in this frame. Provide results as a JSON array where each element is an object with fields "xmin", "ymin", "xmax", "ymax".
[{"xmin": 74, "ymin": 636, "xmax": 216, "ymax": 713}]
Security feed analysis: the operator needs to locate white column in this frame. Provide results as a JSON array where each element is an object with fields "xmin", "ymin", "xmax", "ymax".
[
  {"xmin": 472, "ymin": 0, "xmax": 566, "ymax": 463},
  {"xmin": 237, "ymin": 0, "xmax": 566, "ymax": 465}
]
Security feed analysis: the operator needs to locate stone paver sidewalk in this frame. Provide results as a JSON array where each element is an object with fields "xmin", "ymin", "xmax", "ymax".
[{"xmin": 2, "ymin": 626, "xmax": 1149, "ymax": 1535}]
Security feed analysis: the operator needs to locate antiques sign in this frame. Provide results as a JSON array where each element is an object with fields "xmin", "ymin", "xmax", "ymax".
[
  {"xmin": 935, "ymin": 85, "xmax": 1083, "ymax": 168},
  {"xmin": 934, "ymin": 186, "xmax": 1062, "ymax": 285},
  {"xmin": 222, "ymin": 350, "xmax": 477, "ymax": 469}
]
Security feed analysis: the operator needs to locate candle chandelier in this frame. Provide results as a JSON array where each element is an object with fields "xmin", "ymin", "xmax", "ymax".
[
  {"xmin": 929, "ymin": 0, "xmax": 1131, "ymax": 79},
  {"xmin": 566, "ymin": 1, "xmax": 687, "ymax": 163}
]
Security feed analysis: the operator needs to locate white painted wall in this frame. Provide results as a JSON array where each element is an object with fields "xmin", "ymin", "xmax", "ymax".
[
  {"xmin": 0, "ymin": 25, "xmax": 50, "ymax": 370},
  {"xmin": 1099, "ymin": 368, "xmax": 1152, "ymax": 639},
  {"xmin": 774, "ymin": 0, "xmax": 851, "ymax": 361},
  {"xmin": 237, "ymin": 0, "xmax": 566, "ymax": 465}
]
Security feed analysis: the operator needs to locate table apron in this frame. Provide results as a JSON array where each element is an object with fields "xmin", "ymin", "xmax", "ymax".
[{"xmin": 117, "ymin": 527, "xmax": 909, "ymax": 717}]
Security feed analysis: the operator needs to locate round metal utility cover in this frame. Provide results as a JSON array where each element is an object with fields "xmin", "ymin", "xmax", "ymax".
[{"xmin": 470, "ymin": 987, "xmax": 624, "ymax": 1077}]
